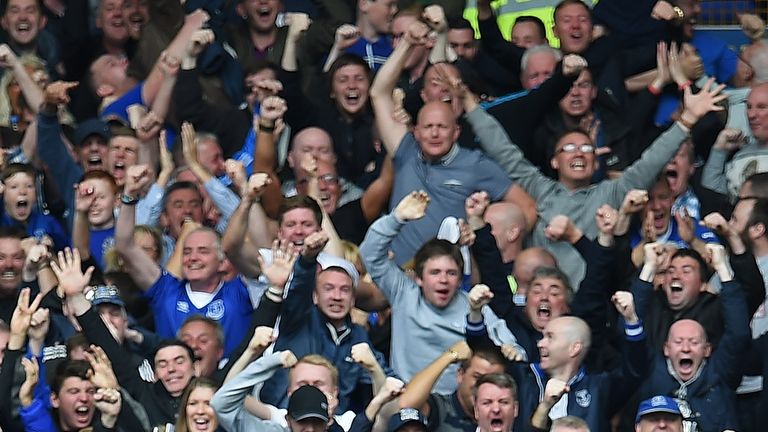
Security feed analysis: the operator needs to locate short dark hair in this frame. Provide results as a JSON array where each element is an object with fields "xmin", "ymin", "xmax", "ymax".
[
  {"xmin": 513, "ymin": 15, "xmax": 547, "ymax": 40},
  {"xmin": 277, "ymin": 195, "xmax": 323, "ymax": 227},
  {"xmin": 162, "ymin": 181, "xmax": 203, "ymax": 212},
  {"xmin": 244, "ymin": 59, "xmax": 279, "ymax": 79},
  {"xmin": 51, "ymin": 359, "xmax": 91, "ymax": 395},
  {"xmin": 413, "ymin": 238, "xmax": 463, "ymax": 278},
  {"xmin": 1, "ymin": 0, "xmax": 43, "ymax": 16},
  {"xmin": 549, "ymin": 127, "xmax": 592, "ymax": 160},
  {"xmin": 153, "ymin": 339, "xmax": 197, "ymax": 363},
  {"xmin": 553, "ymin": 0, "xmax": 592, "ymax": 23},
  {"xmin": 0, "ymin": 225, "xmax": 26, "ymax": 241},
  {"xmin": 1, "ymin": 162, "xmax": 34, "ymax": 182},
  {"xmin": 448, "ymin": 17, "xmax": 474, "ymax": 31},
  {"xmin": 745, "ymin": 172, "xmax": 768, "ymax": 199},
  {"xmin": 670, "ymin": 248, "xmax": 709, "ymax": 282},
  {"xmin": 747, "ymin": 198, "xmax": 768, "ymax": 235},
  {"xmin": 65, "ymin": 332, "xmax": 90, "ymax": 355},
  {"xmin": 529, "ymin": 265, "xmax": 574, "ymax": 304},
  {"xmin": 460, "ymin": 347, "xmax": 505, "ymax": 371},
  {"xmin": 327, "ymin": 54, "xmax": 372, "ymax": 91},
  {"xmin": 471, "ymin": 373, "xmax": 518, "ymax": 400}
]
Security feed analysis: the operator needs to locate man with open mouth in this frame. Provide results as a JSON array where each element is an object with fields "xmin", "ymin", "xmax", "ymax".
[{"xmin": 634, "ymin": 243, "xmax": 749, "ymax": 432}]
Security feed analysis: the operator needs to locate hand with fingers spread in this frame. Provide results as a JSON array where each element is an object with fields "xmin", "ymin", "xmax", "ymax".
[
  {"xmin": 394, "ymin": 191, "xmax": 430, "ymax": 221},
  {"xmin": 334, "ymin": 24, "xmax": 361, "ymax": 50},
  {"xmin": 85, "ymin": 345, "xmax": 119, "ymax": 390},
  {"xmin": 465, "ymin": 191, "xmax": 490, "ymax": 230},
  {"xmin": 257, "ymin": 239, "xmax": 299, "ymax": 291},
  {"xmin": 301, "ymin": 231, "xmax": 329, "ymax": 258},
  {"xmin": 680, "ymin": 77, "xmax": 726, "ymax": 125},
  {"xmin": 51, "ymin": 248, "xmax": 95, "ymax": 298},
  {"xmin": 713, "ymin": 128, "xmax": 746, "ymax": 152},
  {"xmin": 544, "ymin": 215, "xmax": 582, "ymax": 244},
  {"xmin": 611, "ymin": 291, "xmax": 639, "ymax": 324},
  {"xmin": 19, "ymin": 356, "xmax": 39, "ymax": 407},
  {"xmin": 8, "ymin": 287, "xmax": 43, "ymax": 349}
]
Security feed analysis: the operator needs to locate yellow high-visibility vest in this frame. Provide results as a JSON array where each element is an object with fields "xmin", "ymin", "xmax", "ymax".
[{"xmin": 463, "ymin": 0, "xmax": 598, "ymax": 48}]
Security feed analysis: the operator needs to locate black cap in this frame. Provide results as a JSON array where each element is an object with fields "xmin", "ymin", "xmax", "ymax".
[
  {"xmin": 288, "ymin": 385, "xmax": 330, "ymax": 423},
  {"xmin": 74, "ymin": 118, "xmax": 111, "ymax": 146}
]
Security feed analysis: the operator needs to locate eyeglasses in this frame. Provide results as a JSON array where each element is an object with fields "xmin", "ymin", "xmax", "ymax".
[
  {"xmin": 297, "ymin": 174, "xmax": 339, "ymax": 186},
  {"xmin": 556, "ymin": 143, "xmax": 594, "ymax": 154}
]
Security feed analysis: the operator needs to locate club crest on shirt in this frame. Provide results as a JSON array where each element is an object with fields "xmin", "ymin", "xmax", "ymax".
[
  {"xmin": 176, "ymin": 301, "xmax": 189, "ymax": 313},
  {"xmin": 206, "ymin": 299, "xmax": 225, "ymax": 320},
  {"xmin": 575, "ymin": 389, "xmax": 591, "ymax": 408}
]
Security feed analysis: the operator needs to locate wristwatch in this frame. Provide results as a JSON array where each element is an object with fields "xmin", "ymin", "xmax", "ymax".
[{"xmin": 120, "ymin": 193, "xmax": 139, "ymax": 205}]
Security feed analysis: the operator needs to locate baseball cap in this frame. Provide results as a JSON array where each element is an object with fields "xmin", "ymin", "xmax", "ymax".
[
  {"xmin": 635, "ymin": 396, "xmax": 682, "ymax": 423},
  {"xmin": 287, "ymin": 385, "xmax": 330, "ymax": 423},
  {"xmin": 388, "ymin": 408, "xmax": 428, "ymax": 432},
  {"xmin": 316, "ymin": 254, "xmax": 360, "ymax": 288},
  {"xmin": 87, "ymin": 285, "xmax": 125, "ymax": 308},
  {"xmin": 75, "ymin": 119, "xmax": 111, "ymax": 146}
]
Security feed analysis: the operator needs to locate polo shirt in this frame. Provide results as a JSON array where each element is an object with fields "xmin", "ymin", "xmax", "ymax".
[{"xmin": 389, "ymin": 133, "xmax": 512, "ymax": 265}]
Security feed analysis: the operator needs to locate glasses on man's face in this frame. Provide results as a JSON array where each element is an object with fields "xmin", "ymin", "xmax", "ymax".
[
  {"xmin": 297, "ymin": 174, "xmax": 340, "ymax": 186},
  {"xmin": 556, "ymin": 143, "xmax": 595, "ymax": 154}
]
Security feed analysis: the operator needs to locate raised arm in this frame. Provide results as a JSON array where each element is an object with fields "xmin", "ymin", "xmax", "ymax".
[
  {"xmin": 700, "ymin": 128, "xmax": 746, "ymax": 196},
  {"xmin": 281, "ymin": 13, "xmax": 311, "ymax": 72},
  {"xmin": 398, "ymin": 340, "xmax": 471, "ymax": 414},
  {"xmin": 369, "ymin": 21, "xmax": 429, "ymax": 155},
  {"xmin": 222, "ymin": 173, "xmax": 273, "ymax": 278},
  {"xmin": 253, "ymin": 95, "xmax": 288, "ymax": 218},
  {"xmin": 279, "ymin": 231, "xmax": 328, "ymax": 335},
  {"xmin": 114, "ymin": 165, "xmax": 161, "ymax": 290}
]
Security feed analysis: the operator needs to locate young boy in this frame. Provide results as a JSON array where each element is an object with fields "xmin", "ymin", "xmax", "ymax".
[
  {"xmin": 74, "ymin": 170, "xmax": 119, "ymax": 270},
  {"xmin": 0, "ymin": 163, "xmax": 68, "ymax": 251}
]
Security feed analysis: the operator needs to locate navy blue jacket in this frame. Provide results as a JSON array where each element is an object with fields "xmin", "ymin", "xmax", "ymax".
[
  {"xmin": 637, "ymin": 279, "xmax": 750, "ymax": 432},
  {"xmin": 260, "ymin": 256, "xmax": 392, "ymax": 413}
]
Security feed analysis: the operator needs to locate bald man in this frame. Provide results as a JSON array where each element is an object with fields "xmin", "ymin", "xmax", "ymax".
[
  {"xmin": 467, "ymin": 298, "xmax": 648, "ymax": 431},
  {"xmin": 637, "ymin": 244, "xmax": 749, "ymax": 432}
]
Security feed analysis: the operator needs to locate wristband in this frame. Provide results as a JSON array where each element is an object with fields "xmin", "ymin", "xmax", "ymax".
[
  {"xmin": 120, "ymin": 194, "xmax": 139, "ymax": 206},
  {"xmin": 447, "ymin": 349, "xmax": 459, "ymax": 361},
  {"xmin": 672, "ymin": 5, "xmax": 685, "ymax": 20}
]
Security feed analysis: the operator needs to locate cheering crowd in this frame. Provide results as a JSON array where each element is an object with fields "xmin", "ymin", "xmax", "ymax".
[{"xmin": 0, "ymin": 0, "xmax": 766, "ymax": 431}]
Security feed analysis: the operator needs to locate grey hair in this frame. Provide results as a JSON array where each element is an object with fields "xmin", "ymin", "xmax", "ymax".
[
  {"xmin": 551, "ymin": 416, "xmax": 590, "ymax": 432},
  {"xmin": 521, "ymin": 44, "xmax": 562, "ymax": 72}
]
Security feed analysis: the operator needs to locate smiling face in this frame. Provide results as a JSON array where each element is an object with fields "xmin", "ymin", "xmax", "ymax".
[
  {"xmin": 123, "ymin": 0, "xmax": 148, "ymax": 39},
  {"xmin": 154, "ymin": 345, "xmax": 195, "ymax": 397},
  {"xmin": 552, "ymin": 2, "xmax": 591, "ymax": 54},
  {"xmin": 277, "ymin": 207, "xmax": 321, "ymax": 246},
  {"xmin": 474, "ymin": 383, "xmax": 518, "ymax": 432},
  {"xmin": 295, "ymin": 160, "xmax": 341, "ymax": 215},
  {"xmin": 240, "ymin": 0, "xmax": 281, "ymax": 33},
  {"xmin": 0, "ymin": 237, "xmax": 23, "ymax": 294},
  {"xmin": 664, "ymin": 319, "xmax": 710, "ymax": 381},
  {"xmin": 644, "ymin": 179, "xmax": 675, "ymax": 237},
  {"xmin": 51, "ymin": 377, "xmax": 95, "ymax": 431},
  {"xmin": 184, "ymin": 386, "xmax": 218, "ymax": 432},
  {"xmin": 3, "ymin": 171, "xmax": 35, "ymax": 222},
  {"xmin": 182, "ymin": 230, "xmax": 224, "ymax": 284},
  {"xmin": 537, "ymin": 318, "xmax": 582, "ymax": 372},
  {"xmin": 414, "ymin": 102, "xmax": 460, "ymax": 161},
  {"xmin": 559, "ymin": 69, "xmax": 595, "ymax": 118},
  {"xmin": 663, "ymin": 256, "xmax": 704, "ymax": 311},
  {"xmin": 84, "ymin": 177, "xmax": 118, "ymax": 229},
  {"xmin": 415, "ymin": 255, "xmax": 462, "ymax": 309},
  {"xmin": 748, "ymin": 84, "xmax": 768, "ymax": 143},
  {"xmin": 96, "ymin": 0, "xmax": 129, "ymax": 48},
  {"xmin": 524, "ymin": 276, "xmax": 570, "ymax": 332},
  {"xmin": 313, "ymin": 269, "xmax": 354, "ymax": 327},
  {"xmin": 1, "ymin": 0, "xmax": 46, "ymax": 47},
  {"xmin": 331, "ymin": 63, "xmax": 370, "ymax": 118},
  {"xmin": 550, "ymin": 131, "xmax": 597, "ymax": 188}
]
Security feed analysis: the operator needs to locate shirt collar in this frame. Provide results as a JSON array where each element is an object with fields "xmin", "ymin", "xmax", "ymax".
[{"xmin": 419, "ymin": 143, "xmax": 460, "ymax": 165}]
